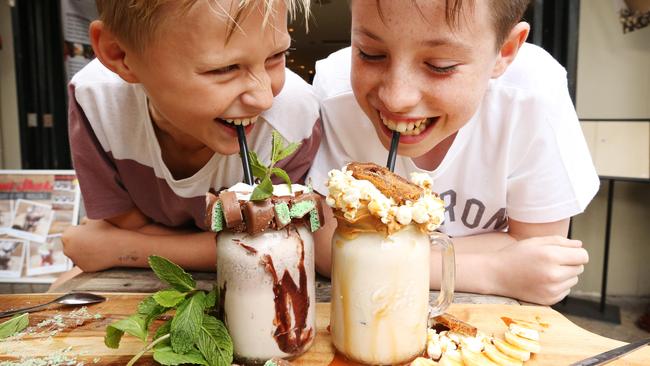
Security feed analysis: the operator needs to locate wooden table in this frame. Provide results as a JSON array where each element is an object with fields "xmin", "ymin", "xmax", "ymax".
[
  {"xmin": 52, "ymin": 267, "xmax": 521, "ymax": 305},
  {"xmin": 2, "ymin": 293, "xmax": 649, "ymax": 365}
]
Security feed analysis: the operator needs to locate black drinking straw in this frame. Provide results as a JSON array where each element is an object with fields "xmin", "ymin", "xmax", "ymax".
[
  {"xmin": 386, "ymin": 131, "xmax": 400, "ymax": 172},
  {"xmin": 236, "ymin": 125, "xmax": 254, "ymax": 185}
]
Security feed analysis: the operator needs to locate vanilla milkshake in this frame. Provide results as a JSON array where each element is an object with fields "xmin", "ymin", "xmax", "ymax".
[
  {"xmin": 326, "ymin": 163, "xmax": 455, "ymax": 365},
  {"xmin": 207, "ymin": 183, "xmax": 321, "ymax": 364}
]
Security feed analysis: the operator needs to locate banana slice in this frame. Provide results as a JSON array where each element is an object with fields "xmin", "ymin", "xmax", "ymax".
[
  {"xmin": 439, "ymin": 349, "xmax": 463, "ymax": 366},
  {"xmin": 460, "ymin": 335, "xmax": 485, "ymax": 353},
  {"xmin": 509, "ymin": 323, "xmax": 540, "ymax": 341},
  {"xmin": 501, "ymin": 317, "xmax": 545, "ymax": 331},
  {"xmin": 427, "ymin": 341, "xmax": 442, "ymax": 360},
  {"xmin": 410, "ymin": 357, "xmax": 439, "ymax": 366},
  {"xmin": 504, "ymin": 330, "xmax": 542, "ymax": 354},
  {"xmin": 493, "ymin": 337, "xmax": 531, "ymax": 362},
  {"xmin": 461, "ymin": 349, "xmax": 499, "ymax": 366},
  {"xmin": 438, "ymin": 357, "xmax": 462, "ymax": 366},
  {"xmin": 484, "ymin": 343, "xmax": 524, "ymax": 366}
]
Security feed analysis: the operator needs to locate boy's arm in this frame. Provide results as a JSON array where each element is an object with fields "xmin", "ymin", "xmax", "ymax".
[
  {"xmin": 314, "ymin": 210, "xmax": 588, "ymax": 306},
  {"xmin": 429, "ymin": 218, "xmax": 588, "ymax": 305},
  {"xmin": 62, "ymin": 207, "xmax": 216, "ymax": 272}
]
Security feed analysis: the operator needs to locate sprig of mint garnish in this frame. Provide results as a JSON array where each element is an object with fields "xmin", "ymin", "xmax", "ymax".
[
  {"xmin": 105, "ymin": 255, "xmax": 232, "ymax": 366},
  {"xmin": 248, "ymin": 130, "xmax": 301, "ymax": 201}
]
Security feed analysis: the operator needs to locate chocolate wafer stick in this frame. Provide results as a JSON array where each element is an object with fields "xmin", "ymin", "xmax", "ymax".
[
  {"xmin": 386, "ymin": 131, "xmax": 400, "ymax": 172},
  {"xmin": 236, "ymin": 125, "xmax": 254, "ymax": 185}
]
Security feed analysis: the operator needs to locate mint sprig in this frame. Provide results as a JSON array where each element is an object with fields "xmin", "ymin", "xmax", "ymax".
[
  {"xmin": 0, "ymin": 313, "xmax": 29, "ymax": 339},
  {"xmin": 105, "ymin": 255, "xmax": 232, "ymax": 366},
  {"xmin": 248, "ymin": 130, "xmax": 302, "ymax": 201}
]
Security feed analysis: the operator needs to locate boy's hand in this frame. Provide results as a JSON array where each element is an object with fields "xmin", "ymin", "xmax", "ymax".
[
  {"xmin": 62, "ymin": 219, "xmax": 121, "ymax": 272},
  {"xmin": 492, "ymin": 236, "xmax": 589, "ymax": 305}
]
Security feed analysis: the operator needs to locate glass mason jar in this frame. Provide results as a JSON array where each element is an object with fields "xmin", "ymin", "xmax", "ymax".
[
  {"xmin": 330, "ymin": 222, "xmax": 455, "ymax": 365},
  {"xmin": 216, "ymin": 225, "xmax": 316, "ymax": 364}
]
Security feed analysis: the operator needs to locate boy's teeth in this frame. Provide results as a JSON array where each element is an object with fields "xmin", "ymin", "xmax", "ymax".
[
  {"xmin": 223, "ymin": 116, "xmax": 259, "ymax": 126},
  {"xmin": 381, "ymin": 115, "xmax": 430, "ymax": 135}
]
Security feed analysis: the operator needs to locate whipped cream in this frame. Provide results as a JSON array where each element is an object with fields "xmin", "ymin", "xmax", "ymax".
[
  {"xmin": 325, "ymin": 166, "xmax": 445, "ymax": 233},
  {"xmin": 227, "ymin": 182, "xmax": 310, "ymax": 201}
]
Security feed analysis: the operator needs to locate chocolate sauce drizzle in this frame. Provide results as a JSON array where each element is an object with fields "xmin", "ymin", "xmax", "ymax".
[
  {"xmin": 233, "ymin": 239, "xmax": 258, "ymax": 255},
  {"xmin": 260, "ymin": 227, "xmax": 313, "ymax": 354},
  {"xmin": 218, "ymin": 282, "xmax": 227, "ymax": 324}
]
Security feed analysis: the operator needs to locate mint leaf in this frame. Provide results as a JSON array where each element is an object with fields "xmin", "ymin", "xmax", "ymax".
[
  {"xmin": 105, "ymin": 314, "xmax": 147, "ymax": 348},
  {"xmin": 271, "ymin": 130, "xmax": 284, "ymax": 164},
  {"xmin": 250, "ymin": 176, "xmax": 273, "ymax": 201},
  {"xmin": 271, "ymin": 167, "xmax": 292, "ymax": 191},
  {"xmin": 0, "ymin": 313, "xmax": 29, "ymax": 339},
  {"xmin": 196, "ymin": 315, "xmax": 233, "ymax": 366},
  {"xmin": 154, "ymin": 319, "xmax": 172, "ymax": 349},
  {"xmin": 171, "ymin": 291, "xmax": 207, "ymax": 354},
  {"xmin": 137, "ymin": 295, "xmax": 161, "ymax": 315},
  {"xmin": 153, "ymin": 289, "xmax": 187, "ymax": 308},
  {"xmin": 275, "ymin": 141, "xmax": 301, "ymax": 162},
  {"xmin": 205, "ymin": 288, "xmax": 218, "ymax": 309},
  {"xmin": 248, "ymin": 151, "xmax": 268, "ymax": 180},
  {"xmin": 149, "ymin": 255, "xmax": 196, "ymax": 292},
  {"xmin": 153, "ymin": 346, "xmax": 208, "ymax": 365},
  {"xmin": 138, "ymin": 295, "xmax": 169, "ymax": 329},
  {"xmin": 105, "ymin": 324, "xmax": 125, "ymax": 348}
]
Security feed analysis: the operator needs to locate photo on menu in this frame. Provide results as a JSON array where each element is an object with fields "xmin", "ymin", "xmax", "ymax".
[
  {"xmin": 0, "ymin": 238, "xmax": 26, "ymax": 278},
  {"xmin": 26, "ymin": 234, "xmax": 72, "ymax": 276},
  {"xmin": 7, "ymin": 199, "xmax": 54, "ymax": 243},
  {"xmin": 0, "ymin": 200, "xmax": 11, "ymax": 230}
]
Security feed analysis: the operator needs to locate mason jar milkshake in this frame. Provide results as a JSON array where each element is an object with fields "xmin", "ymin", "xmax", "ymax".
[
  {"xmin": 206, "ymin": 183, "xmax": 323, "ymax": 364},
  {"xmin": 326, "ymin": 163, "xmax": 455, "ymax": 365}
]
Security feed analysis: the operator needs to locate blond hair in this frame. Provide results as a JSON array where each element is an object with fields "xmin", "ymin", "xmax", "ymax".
[{"xmin": 96, "ymin": 0, "xmax": 311, "ymax": 52}]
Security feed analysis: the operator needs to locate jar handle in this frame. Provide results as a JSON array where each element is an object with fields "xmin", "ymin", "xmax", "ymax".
[{"xmin": 428, "ymin": 231, "xmax": 455, "ymax": 321}]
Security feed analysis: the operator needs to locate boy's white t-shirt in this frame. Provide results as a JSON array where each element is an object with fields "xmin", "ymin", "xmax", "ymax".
[{"xmin": 307, "ymin": 44, "xmax": 600, "ymax": 237}]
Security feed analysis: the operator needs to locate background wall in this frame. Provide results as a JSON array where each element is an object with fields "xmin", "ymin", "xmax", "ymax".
[
  {"xmin": 0, "ymin": 1, "xmax": 21, "ymax": 169},
  {"xmin": 571, "ymin": 0, "xmax": 650, "ymax": 296}
]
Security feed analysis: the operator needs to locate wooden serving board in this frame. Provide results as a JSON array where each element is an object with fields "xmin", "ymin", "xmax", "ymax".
[{"xmin": 0, "ymin": 293, "xmax": 649, "ymax": 365}]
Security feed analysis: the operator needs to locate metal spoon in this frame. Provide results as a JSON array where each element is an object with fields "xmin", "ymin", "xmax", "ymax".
[{"xmin": 0, "ymin": 292, "xmax": 106, "ymax": 318}]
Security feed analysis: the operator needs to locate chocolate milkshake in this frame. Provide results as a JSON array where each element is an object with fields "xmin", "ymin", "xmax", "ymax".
[
  {"xmin": 206, "ymin": 183, "xmax": 322, "ymax": 364},
  {"xmin": 326, "ymin": 163, "xmax": 455, "ymax": 365}
]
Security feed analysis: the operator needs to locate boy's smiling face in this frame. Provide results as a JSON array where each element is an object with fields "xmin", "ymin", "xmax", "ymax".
[
  {"xmin": 124, "ymin": 0, "xmax": 291, "ymax": 155},
  {"xmin": 350, "ymin": 0, "xmax": 512, "ymax": 159}
]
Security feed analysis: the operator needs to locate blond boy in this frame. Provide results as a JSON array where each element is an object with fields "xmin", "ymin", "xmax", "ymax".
[
  {"xmin": 309, "ymin": 0, "xmax": 599, "ymax": 305},
  {"xmin": 63, "ymin": 0, "xmax": 320, "ymax": 272}
]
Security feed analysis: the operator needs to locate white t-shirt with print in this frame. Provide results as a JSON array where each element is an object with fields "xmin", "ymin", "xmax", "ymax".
[{"xmin": 307, "ymin": 44, "xmax": 599, "ymax": 238}]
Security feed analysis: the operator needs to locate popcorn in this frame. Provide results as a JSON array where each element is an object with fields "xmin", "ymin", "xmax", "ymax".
[
  {"xmin": 410, "ymin": 172, "xmax": 433, "ymax": 191},
  {"xmin": 326, "ymin": 166, "xmax": 445, "ymax": 233}
]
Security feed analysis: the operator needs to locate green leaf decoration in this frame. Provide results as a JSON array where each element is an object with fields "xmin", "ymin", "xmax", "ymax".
[
  {"xmin": 153, "ymin": 320, "xmax": 172, "ymax": 350},
  {"xmin": 149, "ymin": 255, "xmax": 196, "ymax": 293},
  {"xmin": 153, "ymin": 289, "xmax": 187, "ymax": 308},
  {"xmin": 205, "ymin": 287, "xmax": 218, "ymax": 309},
  {"xmin": 248, "ymin": 151, "xmax": 268, "ymax": 180},
  {"xmin": 270, "ymin": 167, "xmax": 292, "ymax": 191},
  {"xmin": 105, "ymin": 324, "xmax": 125, "ymax": 349},
  {"xmin": 103, "ymin": 257, "xmax": 234, "ymax": 366},
  {"xmin": 137, "ymin": 295, "xmax": 160, "ymax": 315},
  {"xmin": 250, "ymin": 175, "xmax": 273, "ymax": 201},
  {"xmin": 105, "ymin": 314, "xmax": 148, "ymax": 348},
  {"xmin": 171, "ymin": 291, "xmax": 207, "ymax": 354},
  {"xmin": 271, "ymin": 130, "xmax": 301, "ymax": 164},
  {"xmin": 196, "ymin": 315, "xmax": 233, "ymax": 366},
  {"xmin": 0, "ymin": 313, "xmax": 29, "ymax": 339},
  {"xmin": 153, "ymin": 346, "xmax": 209, "ymax": 365},
  {"xmin": 138, "ymin": 295, "xmax": 169, "ymax": 329},
  {"xmin": 271, "ymin": 130, "xmax": 284, "ymax": 164}
]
